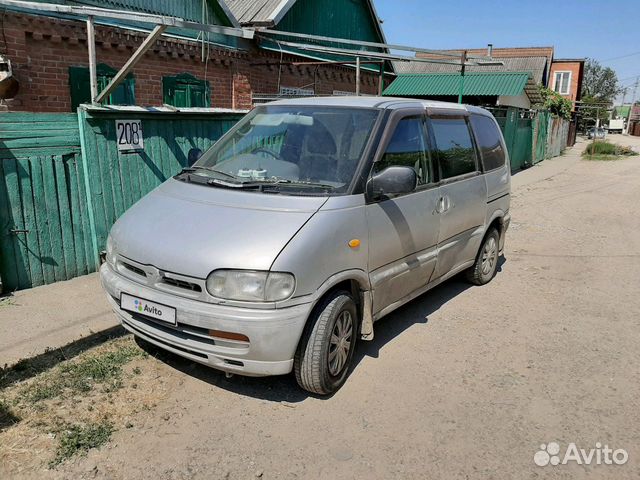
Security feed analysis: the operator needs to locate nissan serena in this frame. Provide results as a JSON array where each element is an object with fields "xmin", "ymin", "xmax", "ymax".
[{"xmin": 100, "ymin": 97, "xmax": 511, "ymax": 395}]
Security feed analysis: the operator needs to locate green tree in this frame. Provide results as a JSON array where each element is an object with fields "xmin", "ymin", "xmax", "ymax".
[{"xmin": 581, "ymin": 59, "xmax": 621, "ymax": 102}]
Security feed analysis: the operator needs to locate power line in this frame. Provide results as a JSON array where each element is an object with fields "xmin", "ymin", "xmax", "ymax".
[
  {"xmin": 619, "ymin": 73, "xmax": 640, "ymax": 82},
  {"xmin": 601, "ymin": 51, "xmax": 640, "ymax": 62}
]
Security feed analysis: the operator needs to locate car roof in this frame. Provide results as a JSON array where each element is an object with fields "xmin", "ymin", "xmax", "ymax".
[{"xmin": 265, "ymin": 95, "xmax": 491, "ymax": 116}]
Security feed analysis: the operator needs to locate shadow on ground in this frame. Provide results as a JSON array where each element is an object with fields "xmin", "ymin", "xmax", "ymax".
[
  {"xmin": 0, "ymin": 325, "xmax": 127, "ymax": 390},
  {"xmin": 140, "ymin": 257, "xmax": 507, "ymax": 403}
]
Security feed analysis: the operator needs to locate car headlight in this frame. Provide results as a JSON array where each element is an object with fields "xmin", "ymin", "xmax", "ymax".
[
  {"xmin": 105, "ymin": 234, "xmax": 116, "ymax": 267},
  {"xmin": 206, "ymin": 270, "xmax": 295, "ymax": 302}
]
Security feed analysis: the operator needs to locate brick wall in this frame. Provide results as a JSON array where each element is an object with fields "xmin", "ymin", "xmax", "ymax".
[
  {"xmin": 549, "ymin": 60, "xmax": 584, "ymax": 105},
  {"xmin": 2, "ymin": 12, "xmax": 382, "ymax": 112}
]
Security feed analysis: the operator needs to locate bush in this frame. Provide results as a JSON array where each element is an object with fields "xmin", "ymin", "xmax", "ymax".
[
  {"xmin": 582, "ymin": 141, "xmax": 636, "ymax": 157},
  {"xmin": 537, "ymin": 86, "xmax": 573, "ymax": 119}
]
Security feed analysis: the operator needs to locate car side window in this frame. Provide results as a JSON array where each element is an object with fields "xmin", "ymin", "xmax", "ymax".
[
  {"xmin": 374, "ymin": 116, "xmax": 430, "ymax": 184},
  {"xmin": 430, "ymin": 116, "xmax": 478, "ymax": 180},
  {"xmin": 469, "ymin": 114, "xmax": 506, "ymax": 171}
]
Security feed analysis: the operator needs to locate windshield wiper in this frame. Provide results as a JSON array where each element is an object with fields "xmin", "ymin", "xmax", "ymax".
[
  {"xmin": 180, "ymin": 165, "xmax": 237, "ymax": 180},
  {"xmin": 252, "ymin": 179, "xmax": 336, "ymax": 190}
]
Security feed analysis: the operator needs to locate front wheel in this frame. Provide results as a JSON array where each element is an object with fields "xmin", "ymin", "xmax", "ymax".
[
  {"xmin": 294, "ymin": 291, "xmax": 359, "ymax": 395},
  {"xmin": 466, "ymin": 228, "xmax": 500, "ymax": 285}
]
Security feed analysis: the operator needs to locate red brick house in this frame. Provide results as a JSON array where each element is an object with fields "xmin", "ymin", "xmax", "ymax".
[
  {"xmin": 0, "ymin": 0, "xmax": 390, "ymax": 113},
  {"xmin": 549, "ymin": 59, "xmax": 585, "ymax": 106}
]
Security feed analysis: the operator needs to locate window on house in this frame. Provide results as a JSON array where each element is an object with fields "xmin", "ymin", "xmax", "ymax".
[
  {"xmin": 68, "ymin": 64, "xmax": 135, "ymax": 112},
  {"xmin": 162, "ymin": 73, "xmax": 210, "ymax": 108},
  {"xmin": 429, "ymin": 116, "xmax": 478, "ymax": 180},
  {"xmin": 553, "ymin": 71, "xmax": 572, "ymax": 95}
]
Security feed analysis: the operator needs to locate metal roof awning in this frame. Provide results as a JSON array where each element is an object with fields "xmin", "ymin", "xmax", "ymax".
[{"xmin": 383, "ymin": 72, "xmax": 542, "ymax": 103}]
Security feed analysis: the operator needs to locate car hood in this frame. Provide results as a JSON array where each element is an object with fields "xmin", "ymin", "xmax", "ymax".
[{"xmin": 110, "ymin": 178, "xmax": 328, "ymax": 279}]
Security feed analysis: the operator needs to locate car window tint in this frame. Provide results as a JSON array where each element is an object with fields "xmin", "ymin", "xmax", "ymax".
[
  {"xmin": 376, "ymin": 117, "xmax": 429, "ymax": 184},
  {"xmin": 430, "ymin": 117, "xmax": 477, "ymax": 179},
  {"xmin": 470, "ymin": 114, "xmax": 506, "ymax": 171}
]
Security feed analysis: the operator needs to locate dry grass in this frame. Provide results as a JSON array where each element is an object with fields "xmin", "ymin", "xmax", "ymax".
[{"xmin": 0, "ymin": 335, "xmax": 171, "ymax": 475}]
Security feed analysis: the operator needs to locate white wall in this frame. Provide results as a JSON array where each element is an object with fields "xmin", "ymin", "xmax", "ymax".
[{"xmin": 497, "ymin": 93, "xmax": 531, "ymax": 109}]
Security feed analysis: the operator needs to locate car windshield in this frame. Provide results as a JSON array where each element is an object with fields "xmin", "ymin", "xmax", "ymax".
[{"xmin": 192, "ymin": 105, "xmax": 379, "ymax": 193}]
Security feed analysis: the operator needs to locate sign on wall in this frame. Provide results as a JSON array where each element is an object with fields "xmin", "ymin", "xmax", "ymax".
[{"xmin": 115, "ymin": 119, "xmax": 144, "ymax": 152}]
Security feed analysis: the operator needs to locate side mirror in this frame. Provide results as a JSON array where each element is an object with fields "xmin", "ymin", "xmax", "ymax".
[
  {"xmin": 187, "ymin": 148, "xmax": 203, "ymax": 166},
  {"xmin": 366, "ymin": 165, "xmax": 417, "ymax": 200}
]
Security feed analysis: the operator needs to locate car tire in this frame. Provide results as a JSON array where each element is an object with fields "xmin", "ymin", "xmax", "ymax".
[
  {"xmin": 294, "ymin": 290, "xmax": 359, "ymax": 395},
  {"xmin": 466, "ymin": 228, "xmax": 500, "ymax": 285}
]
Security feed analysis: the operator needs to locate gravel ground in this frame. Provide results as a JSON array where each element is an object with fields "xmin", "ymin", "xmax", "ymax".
[{"xmin": 36, "ymin": 135, "xmax": 640, "ymax": 479}]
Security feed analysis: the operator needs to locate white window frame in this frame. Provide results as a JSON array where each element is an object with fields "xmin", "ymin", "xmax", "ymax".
[{"xmin": 553, "ymin": 71, "xmax": 572, "ymax": 95}]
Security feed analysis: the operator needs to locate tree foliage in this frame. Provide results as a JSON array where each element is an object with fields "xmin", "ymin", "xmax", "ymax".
[
  {"xmin": 581, "ymin": 59, "xmax": 621, "ymax": 103},
  {"xmin": 537, "ymin": 86, "xmax": 572, "ymax": 119},
  {"xmin": 578, "ymin": 95, "xmax": 610, "ymax": 131}
]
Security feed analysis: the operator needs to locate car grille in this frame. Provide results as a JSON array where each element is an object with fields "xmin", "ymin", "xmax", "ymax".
[
  {"xmin": 121, "ymin": 261, "xmax": 147, "ymax": 277},
  {"xmin": 115, "ymin": 256, "xmax": 208, "ymax": 302},
  {"xmin": 161, "ymin": 276, "xmax": 202, "ymax": 293}
]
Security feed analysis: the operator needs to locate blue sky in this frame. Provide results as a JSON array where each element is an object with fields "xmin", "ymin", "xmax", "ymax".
[{"xmin": 374, "ymin": 0, "xmax": 640, "ymax": 102}]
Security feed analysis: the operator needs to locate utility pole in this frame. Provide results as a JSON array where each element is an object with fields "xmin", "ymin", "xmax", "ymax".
[
  {"xmin": 86, "ymin": 15, "xmax": 98, "ymax": 105},
  {"xmin": 631, "ymin": 78, "xmax": 639, "ymax": 105},
  {"xmin": 620, "ymin": 87, "xmax": 628, "ymax": 133},
  {"xmin": 458, "ymin": 50, "xmax": 467, "ymax": 104},
  {"xmin": 626, "ymin": 79, "xmax": 639, "ymax": 134},
  {"xmin": 355, "ymin": 56, "xmax": 361, "ymax": 96}
]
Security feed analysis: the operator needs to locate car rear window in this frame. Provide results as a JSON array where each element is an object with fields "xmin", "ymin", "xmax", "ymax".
[{"xmin": 470, "ymin": 114, "xmax": 506, "ymax": 171}]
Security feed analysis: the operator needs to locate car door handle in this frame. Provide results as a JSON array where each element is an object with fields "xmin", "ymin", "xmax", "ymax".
[
  {"xmin": 434, "ymin": 196, "xmax": 446, "ymax": 214},
  {"xmin": 445, "ymin": 196, "xmax": 454, "ymax": 210}
]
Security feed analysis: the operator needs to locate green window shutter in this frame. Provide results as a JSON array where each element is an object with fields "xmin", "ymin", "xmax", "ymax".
[
  {"xmin": 174, "ymin": 88, "xmax": 189, "ymax": 108},
  {"xmin": 189, "ymin": 81, "xmax": 210, "ymax": 108},
  {"xmin": 162, "ymin": 73, "xmax": 210, "ymax": 108},
  {"xmin": 162, "ymin": 76, "xmax": 176, "ymax": 105},
  {"xmin": 68, "ymin": 63, "xmax": 135, "ymax": 112}
]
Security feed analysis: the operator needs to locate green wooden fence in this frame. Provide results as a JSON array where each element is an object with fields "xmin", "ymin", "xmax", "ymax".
[
  {"xmin": 0, "ymin": 113, "xmax": 93, "ymax": 291},
  {"xmin": 492, "ymin": 107, "xmax": 567, "ymax": 171},
  {"xmin": 0, "ymin": 109, "xmax": 244, "ymax": 292},
  {"xmin": 79, "ymin": 109, "xmax": 244, "ymax": 258}
]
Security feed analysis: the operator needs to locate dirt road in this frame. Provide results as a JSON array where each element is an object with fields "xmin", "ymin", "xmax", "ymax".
[{"xmin": 46, "ymin": 135, "xmax": 640, "ymax": 479}]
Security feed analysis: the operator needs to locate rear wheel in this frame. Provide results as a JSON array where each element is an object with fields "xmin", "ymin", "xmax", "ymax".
[
  {"xmin": 294, "ymin": 291, "xmax": 359, "ymax": 395},
  {"xmin": 466, "ymin": 228, "xmax": 500, "ymax": 285}
]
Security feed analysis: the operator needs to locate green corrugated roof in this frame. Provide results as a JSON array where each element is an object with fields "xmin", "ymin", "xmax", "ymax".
[
  {"xmin": 383, "ymin": 72, "xmax": 531, "ymax": 97},
  {"xmin": 613, "ymin": 105, "xmax": 631, "ymax": 119}
]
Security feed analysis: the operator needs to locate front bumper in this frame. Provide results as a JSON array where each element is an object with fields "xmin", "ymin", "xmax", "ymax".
[{"xmin": 100, "ymin": 263, "xmax": 312, "ymax": 376}]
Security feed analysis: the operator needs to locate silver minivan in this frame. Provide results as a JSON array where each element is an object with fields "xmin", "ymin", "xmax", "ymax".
[{"xmin": 100, "ymin": 97, "xmax": 510, "ymax": 394}]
